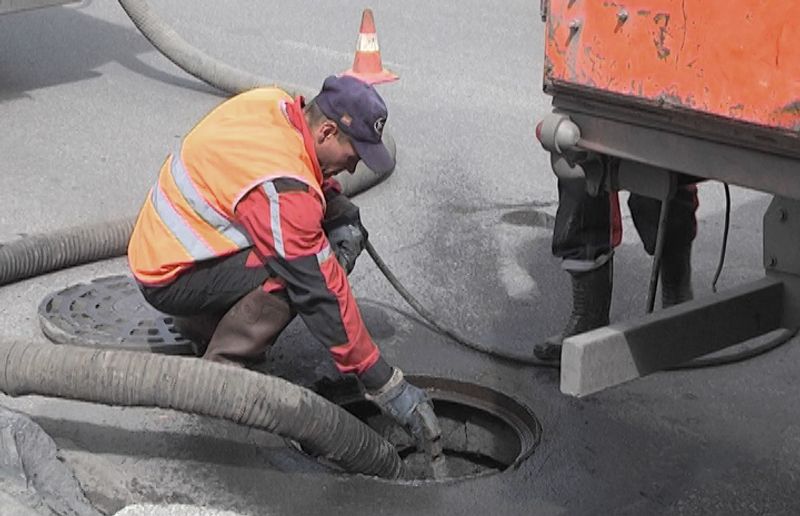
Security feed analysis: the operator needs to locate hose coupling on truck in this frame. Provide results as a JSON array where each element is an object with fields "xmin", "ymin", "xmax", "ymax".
[{"xmin": 535, "ymin": 113, "xmax": 598, "ymax": 184}]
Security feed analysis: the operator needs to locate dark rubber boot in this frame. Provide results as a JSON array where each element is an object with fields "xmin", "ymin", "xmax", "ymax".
[
  {"xmin": 203, "ymin": 288, "xmax": 294, "ymax": 367},
  {"xmin": 661, "ymin": 243, "xmax": 693, "ymax": 308},
  {"xmin": 534, "ymin": 260, "xmax": 613, "ymax": 361},
  {"xmin": 173, "ymin": 312, "xmax": 225, "ymax": 356}
]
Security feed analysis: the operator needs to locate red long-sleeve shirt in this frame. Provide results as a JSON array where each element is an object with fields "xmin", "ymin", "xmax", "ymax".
[{"xmin": 232, "ymin": 100, "xmax": 380, "ymax": 376}]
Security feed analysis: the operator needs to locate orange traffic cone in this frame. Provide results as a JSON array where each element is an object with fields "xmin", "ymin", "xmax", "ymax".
[{"xmin": 342, "ymin": 9, "xmax": 399, "ymax": 85}]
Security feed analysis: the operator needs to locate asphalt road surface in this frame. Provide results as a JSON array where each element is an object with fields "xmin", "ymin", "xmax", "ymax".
[{"xmin": 1, "ymin": 2, "xmax": 798, "ymax": 515}]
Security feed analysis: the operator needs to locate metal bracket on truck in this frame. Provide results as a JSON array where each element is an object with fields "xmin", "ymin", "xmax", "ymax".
[{"xmin": 536, "ymin": 0, "xmax": 800, "ymax": 397}]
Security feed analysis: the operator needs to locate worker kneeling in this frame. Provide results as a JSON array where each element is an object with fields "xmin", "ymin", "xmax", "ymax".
[{"xmin": 127, "ymin": 75, "xmax": 442, "ymax": 461}]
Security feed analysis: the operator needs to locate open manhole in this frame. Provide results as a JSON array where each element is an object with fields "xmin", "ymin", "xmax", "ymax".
[
  {"xmin": 38, "ymin": 277, "xmax": 541, "ymax": 481},
  {"xmin": 335, "ymin": 376, "xmax": 542, "ymax": 482},
  {"xmin": 38, "ymin": 275, "xmax": 196, "ymax": 355}
]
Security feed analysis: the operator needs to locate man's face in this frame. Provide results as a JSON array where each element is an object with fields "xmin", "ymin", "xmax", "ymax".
[{"xmin": 315, "ymin": 121, "xmax": 361, "ymax": 178}]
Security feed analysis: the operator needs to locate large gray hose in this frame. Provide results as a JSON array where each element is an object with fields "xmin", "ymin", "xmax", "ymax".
[
  {"xmin": 0, "ymin": 0, "xmax": 396, "ymax": 287},
  {"xmin": 116, "ymin": 0, "xmax": 308, "ymax": 97},
  {"xmin": 0, "ymin": 217, "xmax": 410, "ymax": 478},
  {"xmin": 0, "ymin": 0, "xmax": 404, "ymax": 478},
  {"xmin": 0, "ymin": 219, "xmax": 134, "ymax": 287},
  {"xmin": 332, "ymin": 130, "xmax": 396, "ymax": 196},
  {"xmin": 116, "ymin": 0, "xmax": 396, "ymax": 187},
  {"xmin": 0, "ymin": 340, "xmax": 406, "ymax": 479},
  {"xmin": 0, "ymin": 129, "xmax": 394, "ymax": 287}
]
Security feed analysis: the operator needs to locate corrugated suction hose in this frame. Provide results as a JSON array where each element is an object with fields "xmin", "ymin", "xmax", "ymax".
[
  {"xmin": 0, "ymin": 340, "xmax": 406, "ymax": 479},
  {"xmin": 115, "ymin": 0, "xmax": 396, "ymax": 196},
  {"xmin": 0, "ymin": 0, "xmax": 397, "ymax": 286},
  {"xmin": 116, "ymin": 0, "xmax": 308, "ymax": 97},
  {"xmin": 0, "ymin": 219, "xmax": 134, "ymax": 287},
  {"xmin": 0, "ymin": 0, "xmax": 402, "ymax": 479}
]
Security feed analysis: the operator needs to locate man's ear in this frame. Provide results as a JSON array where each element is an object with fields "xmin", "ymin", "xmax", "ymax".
[{"xmin": 318, "ymin": 121, "xmax": 338, "ymax": 143}]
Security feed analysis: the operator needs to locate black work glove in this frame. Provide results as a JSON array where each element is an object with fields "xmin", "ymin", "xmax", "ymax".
[
  {"xmin": 323, "ymin": 194, "xmax": 368, "ymax": 274},
  {"xmin": 327, "ymin": 224, "xmax": 367, "ymax": 274},
  {"xmin": 365, "ymin": 368, "xmax": 443, "ymax": 458}
]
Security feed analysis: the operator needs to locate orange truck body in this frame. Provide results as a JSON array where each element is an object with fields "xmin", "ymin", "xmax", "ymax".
[{"xmin": 543, "ymin": 0, "xmax": 800, "ymax": 135}]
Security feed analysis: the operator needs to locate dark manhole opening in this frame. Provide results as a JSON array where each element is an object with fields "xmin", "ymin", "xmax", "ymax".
[
  {"xmin": 38, "ymin": 278, "xmax": 543, "ymax": 481},
  {"xmin": 338, "ymin": 376, "xmax": 542, "ymax": 482}
]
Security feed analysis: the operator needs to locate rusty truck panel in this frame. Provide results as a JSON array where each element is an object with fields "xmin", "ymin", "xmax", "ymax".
[{"xmin": 544, "ymin": 0, "xmax": 800, "ymax": 134}]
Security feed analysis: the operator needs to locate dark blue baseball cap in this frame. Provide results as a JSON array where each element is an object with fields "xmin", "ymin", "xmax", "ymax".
[{"xmin": 315, "ymin": 75, "xmax": 394, "ymax": 174}]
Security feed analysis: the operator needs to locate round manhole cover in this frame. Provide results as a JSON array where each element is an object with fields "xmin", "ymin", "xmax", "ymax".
[
  {"xmin": 38, "ymin": 275, "xmax": 196, "ymax": 355},
  {"xmin": 336, "ymin": 375, "xmax": 542, "ymax": 482}
]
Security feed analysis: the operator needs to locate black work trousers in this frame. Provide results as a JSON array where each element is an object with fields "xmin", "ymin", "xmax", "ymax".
[
  {"xmin": 139, "ymin": 248, "xmax": 283, "ymax": 316},
  {"xmin": 552, "ymin": 177, "xmax": 699, "ymax": 272}
]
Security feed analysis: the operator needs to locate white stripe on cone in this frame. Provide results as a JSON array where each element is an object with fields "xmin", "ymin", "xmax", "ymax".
[{"xmin": 356, "ymin": 33, "xmax": 380, "ymax": 53}]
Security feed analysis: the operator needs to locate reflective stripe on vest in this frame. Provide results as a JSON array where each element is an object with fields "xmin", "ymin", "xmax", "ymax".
[
  {"xmin": 316, "ymin": 244, "xmax": 332, "ymax": 265},
  {"xmin": 150, "ymin": 183, "xmax": 214, "ymax": 260},
  {"xmin": 261, "ymin": 180, "xmax": 332, "ymax": 264},
  {"xmin": 170, "ymin": 152, "xmax": 251, "ymax": 249},
  {"xmin": 262, "ymin": 181, "xmax": 285, "ymax": 257},
  {"xmin": 150, "ymin": 151, "xmax": 252, "ymax": 261}
]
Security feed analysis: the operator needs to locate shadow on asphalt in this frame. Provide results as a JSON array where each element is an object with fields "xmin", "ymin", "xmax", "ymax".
[
  {"xmin": 31, "ymin": 414, "xmax": 327, "ymax": 474},
  {"xmin": 0, "ymin": 4, "xmax": 219, "ymax": 101}
]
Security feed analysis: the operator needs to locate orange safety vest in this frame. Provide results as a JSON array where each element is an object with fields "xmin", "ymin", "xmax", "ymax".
[{"xmin": 128, "ymin": 88, "xmax": 325, "ymax": 285}]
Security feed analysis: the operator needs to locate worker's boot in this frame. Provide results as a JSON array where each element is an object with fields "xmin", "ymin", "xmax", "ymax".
[
  {"xmin": 203, "ymin": 288, "xmax": 294, "ymax": 367},
  {"xmin": 173, "ymin": 312, "xmax": 224, "ymax": 356},
  {"xmin": 534, "ymin": 260, "xmax": 613, "ymax": 361},
  {"xmin": 660, "ymin": 243, "xmax": 693, "ymax": 308}
]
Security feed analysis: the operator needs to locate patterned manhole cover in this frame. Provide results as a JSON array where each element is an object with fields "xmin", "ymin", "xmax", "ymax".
[{"xmin": 38, "ymin": 275, "xmax": 196, "ymax": 355}]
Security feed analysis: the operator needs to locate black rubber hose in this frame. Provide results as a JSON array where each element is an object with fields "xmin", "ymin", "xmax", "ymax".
[
  {"xmin": 712, "ymin": 183, "xmax": 731, "ymax": 293},
  {"xmin": 365, "ymin": 241, "xmax": 559, "ymax": 368},
  {"xmin": 366, "ymin": 241, "xmax": 795, "ymax": 370},
  {"xmin": 646, "ymin": 197, "xmax": 671, "ymax": 314},
  {"xmin": 0, "ymin": 340, "xmax": 406, "ymax": 480}
]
